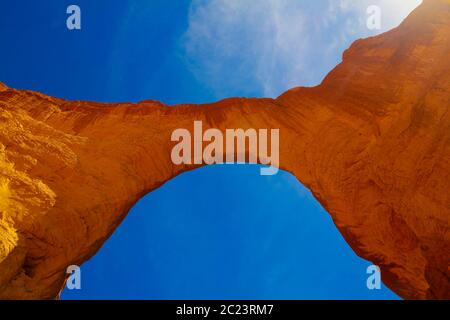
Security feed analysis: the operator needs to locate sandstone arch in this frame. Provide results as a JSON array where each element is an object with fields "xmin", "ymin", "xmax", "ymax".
[{"xmin": 0, "ymin": 0, "xmax": 449, "ymax": 299}]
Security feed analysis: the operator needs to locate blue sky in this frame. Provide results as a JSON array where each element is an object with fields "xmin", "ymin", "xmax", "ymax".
[{"xmin": 0, "ymin": 0, "xmax": 421, "ymax": 299}]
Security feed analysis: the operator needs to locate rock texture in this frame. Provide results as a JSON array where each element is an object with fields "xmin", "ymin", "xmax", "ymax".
[{"xmin": 0, "ymin": 0, "xmax": 449, "ymax": 300}]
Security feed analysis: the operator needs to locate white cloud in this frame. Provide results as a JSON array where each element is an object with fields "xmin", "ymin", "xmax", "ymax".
[{"xmin": 182, "ymin": 0, "xmax": 422, "ymax": 98}]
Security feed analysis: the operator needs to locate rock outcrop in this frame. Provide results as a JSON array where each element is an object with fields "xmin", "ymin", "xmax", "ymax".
[{"xmin": 0, "ymin": 0, "xmax": 449, "ymax": 300}]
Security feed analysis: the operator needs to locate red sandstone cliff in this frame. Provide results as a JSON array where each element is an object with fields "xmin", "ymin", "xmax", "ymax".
[{"xmin": 0, "ymin": 0, "xmax": 449, "ymax": 299}]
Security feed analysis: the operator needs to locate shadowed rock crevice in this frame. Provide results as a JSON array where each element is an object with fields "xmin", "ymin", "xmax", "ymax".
[{"xmin": 0, "ymin": 0, "xmax": 449, "ymax": 299}]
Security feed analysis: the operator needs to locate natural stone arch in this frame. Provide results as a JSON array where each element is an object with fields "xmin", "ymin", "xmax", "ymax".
[{"xmin": 0, "ymin": 0, "xmax": 449, "ymax": 299}]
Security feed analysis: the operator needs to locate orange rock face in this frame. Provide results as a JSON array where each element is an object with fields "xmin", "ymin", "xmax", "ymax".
[{"xmin": 0, "ymin": 0, "xmax": 449, "ymax": 300}]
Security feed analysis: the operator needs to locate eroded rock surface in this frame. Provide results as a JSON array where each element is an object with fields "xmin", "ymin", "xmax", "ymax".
[{"xmin": 0, "ymin": 0, "xmax": 449, "ymax": 299}]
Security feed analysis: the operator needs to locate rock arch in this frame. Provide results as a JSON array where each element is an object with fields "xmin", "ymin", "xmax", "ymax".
[{"xmin": 0, "ymin": 0, "xmax": 449, "ymax": 299}]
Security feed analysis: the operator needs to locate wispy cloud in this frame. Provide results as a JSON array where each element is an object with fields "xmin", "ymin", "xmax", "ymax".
[{"xmin": 181, "ymin": 0, "xmax": 422, "ymax": 98}]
